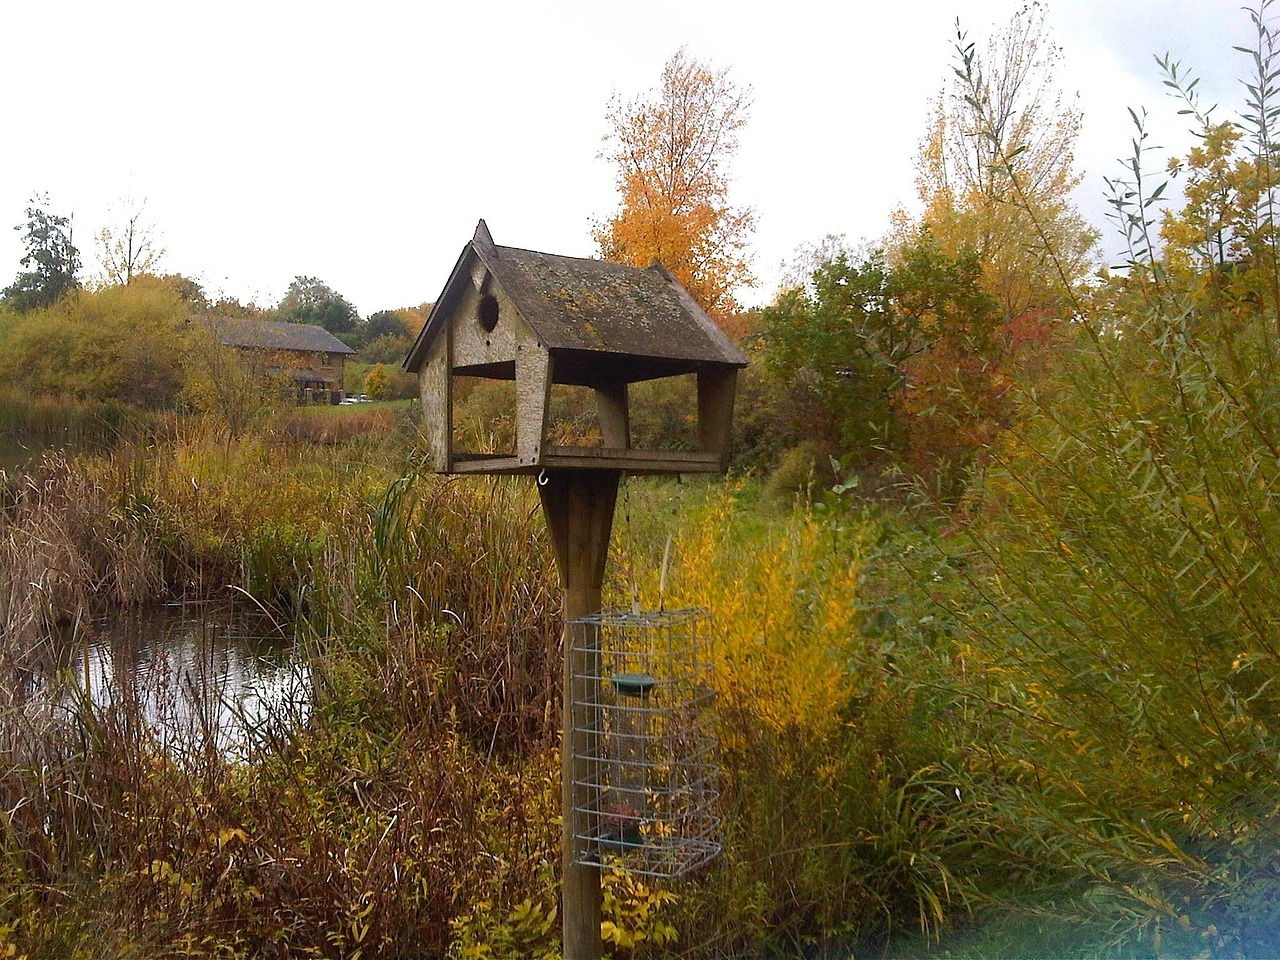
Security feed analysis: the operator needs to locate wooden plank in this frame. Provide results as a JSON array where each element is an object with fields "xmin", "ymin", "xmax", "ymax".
[
  {"xmin": 449, "ymin": 450, "xmax": 721, "ymax": 475},
  {"xmin": 548, "ymin": 446, "xmax": 717, "ymax": 463},
  {"xmin": 418, "ymin": 330, "xmax": 451, "ymax": 471},
  {"xmin": 539, "ymin": 470, "xmax": 620, "ymax": 960},
  {"xmin": 595, "ymin": 383, "xmax": 630, "ymax": 449},
  {"xmin": 542, "ymin": 456, "xmax": 719, "ymax": 473},
  {"xmin": 451, "ymin": 281, "xmax": 522, "ymax": 369},
  {"xmin": 516, "ymin": 342, "xmax": 552, "ymax": 466},
  {"xmin": 697, "ymin": 369, "xmax": 738, "ymax": 471}
]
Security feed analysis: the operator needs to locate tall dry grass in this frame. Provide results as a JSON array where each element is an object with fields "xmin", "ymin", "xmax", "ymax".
[
  {"xmin": 0, "ymin": 423, "xmax": 974, "ymax": 957},
  {"xmin": 0, "ymin": 427, "xmax": 573, "ymax": 957}
]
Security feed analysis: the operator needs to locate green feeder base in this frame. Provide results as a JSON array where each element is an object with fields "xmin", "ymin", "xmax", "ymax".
[
  {"xmin": 596, "ymin": 824, "xmax": 645, "ymax": 852},
  {"xmin": 610, "ymin": 672, "xmax": 656, "ymax": 698}
]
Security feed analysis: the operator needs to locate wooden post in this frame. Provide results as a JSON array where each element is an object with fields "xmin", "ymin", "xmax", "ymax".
[{"xmin": 539, "ymin": 469, "xmax": 620, "ymax": 960}]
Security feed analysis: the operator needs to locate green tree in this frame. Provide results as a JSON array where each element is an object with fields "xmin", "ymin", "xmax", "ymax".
[
  {"xmin": 755, "ymin": 234, "xmax": 1004, "ymax": 486},
  {"xmin": 756, "ymin": 248, "xmax": 903, "ymax": 462},
  {"xmin": 593, "ymin": 48, "xmax": 755, "ymax": 329},
  {"xmin": 277, "ymin": 276, "xmax": 359, "ymax": 335},
  {"xmin": 365, "ymin": 309, "xmax": 414, "ymax": 341},
  {"xmin": 3, "ymin": 194, "xmax": 81, "ymax": 312}
]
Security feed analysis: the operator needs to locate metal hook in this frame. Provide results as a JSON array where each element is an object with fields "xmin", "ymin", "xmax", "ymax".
[{"xmin": 537, "ymin": 468, "xmax": 549, "ymax": 487}]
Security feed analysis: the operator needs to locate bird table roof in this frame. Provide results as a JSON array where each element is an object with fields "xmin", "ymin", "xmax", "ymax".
[{"xmin": 403, "ymin": 221, "xmax": 747, "ymax": 383}]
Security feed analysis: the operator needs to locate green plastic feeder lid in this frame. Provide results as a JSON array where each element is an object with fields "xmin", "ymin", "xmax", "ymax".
[{"xmin": 610, "ymin": 672, "xmax": 656, "ymax": 698}]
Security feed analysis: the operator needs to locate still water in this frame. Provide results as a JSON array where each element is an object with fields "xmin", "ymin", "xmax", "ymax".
[{"xmin": 60, "ymin": 601, "xmax": 311, "ymax": 759}]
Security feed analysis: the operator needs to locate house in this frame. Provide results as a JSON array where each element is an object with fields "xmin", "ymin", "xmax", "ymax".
[
  {"xmin": 209, "ymin": 317, "xmax": 355, "ymax": 402},
  {"xmin": 404, "ymin": 220, "xmax": 748, "ymax": 474}
]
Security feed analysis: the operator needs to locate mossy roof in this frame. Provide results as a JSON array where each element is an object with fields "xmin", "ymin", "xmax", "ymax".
[
  {"xmin": 209, "ymin": 317, "xmax": 355, "ymax": 355},
  {"xmin": 403, "ymin": 220, "xmax": 747, "ymax": 380}
]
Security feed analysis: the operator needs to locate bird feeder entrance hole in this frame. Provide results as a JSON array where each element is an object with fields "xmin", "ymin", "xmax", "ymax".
[{"xmin": 569, "ymin": 608, "xmax": 722, "ymax": 879}]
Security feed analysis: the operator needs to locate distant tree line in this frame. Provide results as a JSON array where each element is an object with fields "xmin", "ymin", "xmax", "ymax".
[{"xmin": 0, "ymin": 195, "xmax": 425, "ymax": 414}]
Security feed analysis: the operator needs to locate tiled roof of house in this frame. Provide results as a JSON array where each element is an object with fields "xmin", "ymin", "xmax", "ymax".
[{"xmin": 208, "ymin": 317, "xmax": 355, "ymax": 354}]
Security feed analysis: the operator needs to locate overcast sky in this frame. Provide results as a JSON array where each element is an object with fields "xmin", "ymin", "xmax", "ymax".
[{"xmin": 0, "ymin": 1, "xmax": 1257, "ymax": 317}]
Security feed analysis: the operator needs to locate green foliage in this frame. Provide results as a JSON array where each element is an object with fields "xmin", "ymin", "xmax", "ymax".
[
  {"xmin": 765, "ymin": 439, "xmax": 835, "ymax": 501},
  {"xmin": 364, "ymin": 309, "xmax": 416, "ymax": 342},
  {"xmin": 358, "ymin": 331, "xmax": 414, "ymax": 365},
  {"xmin": 348, "ymin": 306, "xmax": 424, "ymax": 358},
  {"xmin": 448, "ymin": 865, "xmax": 678, "ymax": 959},
  {"xmin": 895, "ymin": 3, "xmax": 1280, "ymax": 952},
  {"xmin": 753, "ymin": 234, "xmax": 1005, "ymax": 490},
  {"xmin": 346, "ymin": 360, "xmax": 416, "ymax": 400},
  {"xmin": 3, "ymin": 194, "xmax": 81, "ymax": 312},
  {"xmin": 0, "ymin": 278, "xmax": 190, "ymax": 406},
  {"xmin": 624, "ymin": 486, "xmax": 980, "ymax": 953},
  {"xmin": 276, "ymin": 275, "xmax": 360, "ymax": 335},
  {"xmin": 755, "ymin": 247, "xmax": 900, "ymax": 460},
  {"xmin": 943, "ymin": 288, "xmax": 1280, "ymax": 951}
]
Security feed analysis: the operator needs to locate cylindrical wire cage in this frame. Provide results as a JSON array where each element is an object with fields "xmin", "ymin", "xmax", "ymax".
[{"xmin": 568, "ymin": 608, "xmax": 721, "ymax": 879}]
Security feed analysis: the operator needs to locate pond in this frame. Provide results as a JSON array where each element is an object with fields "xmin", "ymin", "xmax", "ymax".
[
  {"xmin": 0, "ymin": 402, "xmax": 127, "ymax": 473},
  {"xmin": 58, "ymin": 600, "xmax": 311, "ymax": 760},
  {"xmin": 0, "ymin": 433, "xmax": 60, "ymax": 473}
]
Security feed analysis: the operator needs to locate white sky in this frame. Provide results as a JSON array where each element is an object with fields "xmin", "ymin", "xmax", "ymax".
[{"xmin": 0, "ymin": 1, "xmax": 1256, "ymax": 317}]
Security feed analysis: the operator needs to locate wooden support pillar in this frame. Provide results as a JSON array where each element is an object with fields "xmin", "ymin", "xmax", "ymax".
[
  {"xmin": 595, "ymin": 382, "xmax": 630, "ymax": 449},
  {"xmin": 697, "ymin": 369, "xmax": 738, "ymax": 471},
  {"xmin": 539, "ymin": 469, "xmax": 620, "ymax": 960}
]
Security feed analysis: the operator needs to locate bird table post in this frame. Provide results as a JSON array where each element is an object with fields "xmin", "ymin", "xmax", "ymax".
[
  {"xmin": 538, "ymin": 469, "xmax": 619, "ymax": 959},
  {"xmin": 404, "ymin": 221, "xmax": 746, "ymax": 960}
]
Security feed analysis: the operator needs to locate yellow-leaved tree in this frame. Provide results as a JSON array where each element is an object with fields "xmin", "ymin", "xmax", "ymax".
[
  {"xmin": 894, "ymin": 5, "xmax": 1097, "ymax": 318},
  {"xmin": 593, "ymin": 48, "xmax": 755, "ymax": 331}
]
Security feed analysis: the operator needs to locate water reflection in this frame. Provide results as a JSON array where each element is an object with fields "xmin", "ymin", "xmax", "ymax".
[{"xmin": 61, "ymin": 601, "xmax": 311, "ymax": 760}]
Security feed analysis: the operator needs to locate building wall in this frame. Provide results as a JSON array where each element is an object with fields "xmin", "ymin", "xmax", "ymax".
[{"xmin": 232, "ymin": 346, "xmax": 348, "ymax": 394}]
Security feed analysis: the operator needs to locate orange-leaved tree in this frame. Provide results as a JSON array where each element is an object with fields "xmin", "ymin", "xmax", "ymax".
[{"xmin": 593, "ymin": 48, "xmax": 755, "ymax": 331}]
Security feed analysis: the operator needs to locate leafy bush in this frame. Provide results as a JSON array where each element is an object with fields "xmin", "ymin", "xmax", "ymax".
[
  {"xmin": 0, "ymin": 279, "xmax": 191, "ymax": 406},
  {"xmin": 916, "ymin": 5, "xmax": 1280, "ymax": 950},
  {"xmin": 620, "ymin": 484, "xmax": 979, "ymax": 952}
]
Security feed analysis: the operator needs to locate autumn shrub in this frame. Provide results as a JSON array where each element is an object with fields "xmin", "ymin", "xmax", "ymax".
[
  {"xmin": 137, "ymin": 423, "xmax": 392, "ymax": 599},
  {"xmin": 0, "ymin": 280, "xmax": 191, "ymax": 407},
  {"xmin": 616, "ymin": 482, "xmax": 979, "ymax": 953},
  {"xmin": 0, "ymin": 442, "xmax": 568, "ymax": 958},
  {"xmin": 764, "ymin": 439, "xmax": 836, "ymax": 501},
  {"xmin": 929, "ymin": 300, "xmax": 1280, "ymax": 953},
  {"xmin": 909, "ymin": 5, "xmax": 1280, "ymax": 951},
  {"xmin": 269, "ymin": 405, "xmax": 403, "ymax": 445},
  {"xmin": 0, "ymin": 424, "xmax": 991, "ymax": 957}
]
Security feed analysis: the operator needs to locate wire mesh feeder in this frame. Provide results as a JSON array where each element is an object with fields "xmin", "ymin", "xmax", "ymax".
[{"xmin": 568, "ymin": 607, "xmax": 721, "ymax": 879}]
